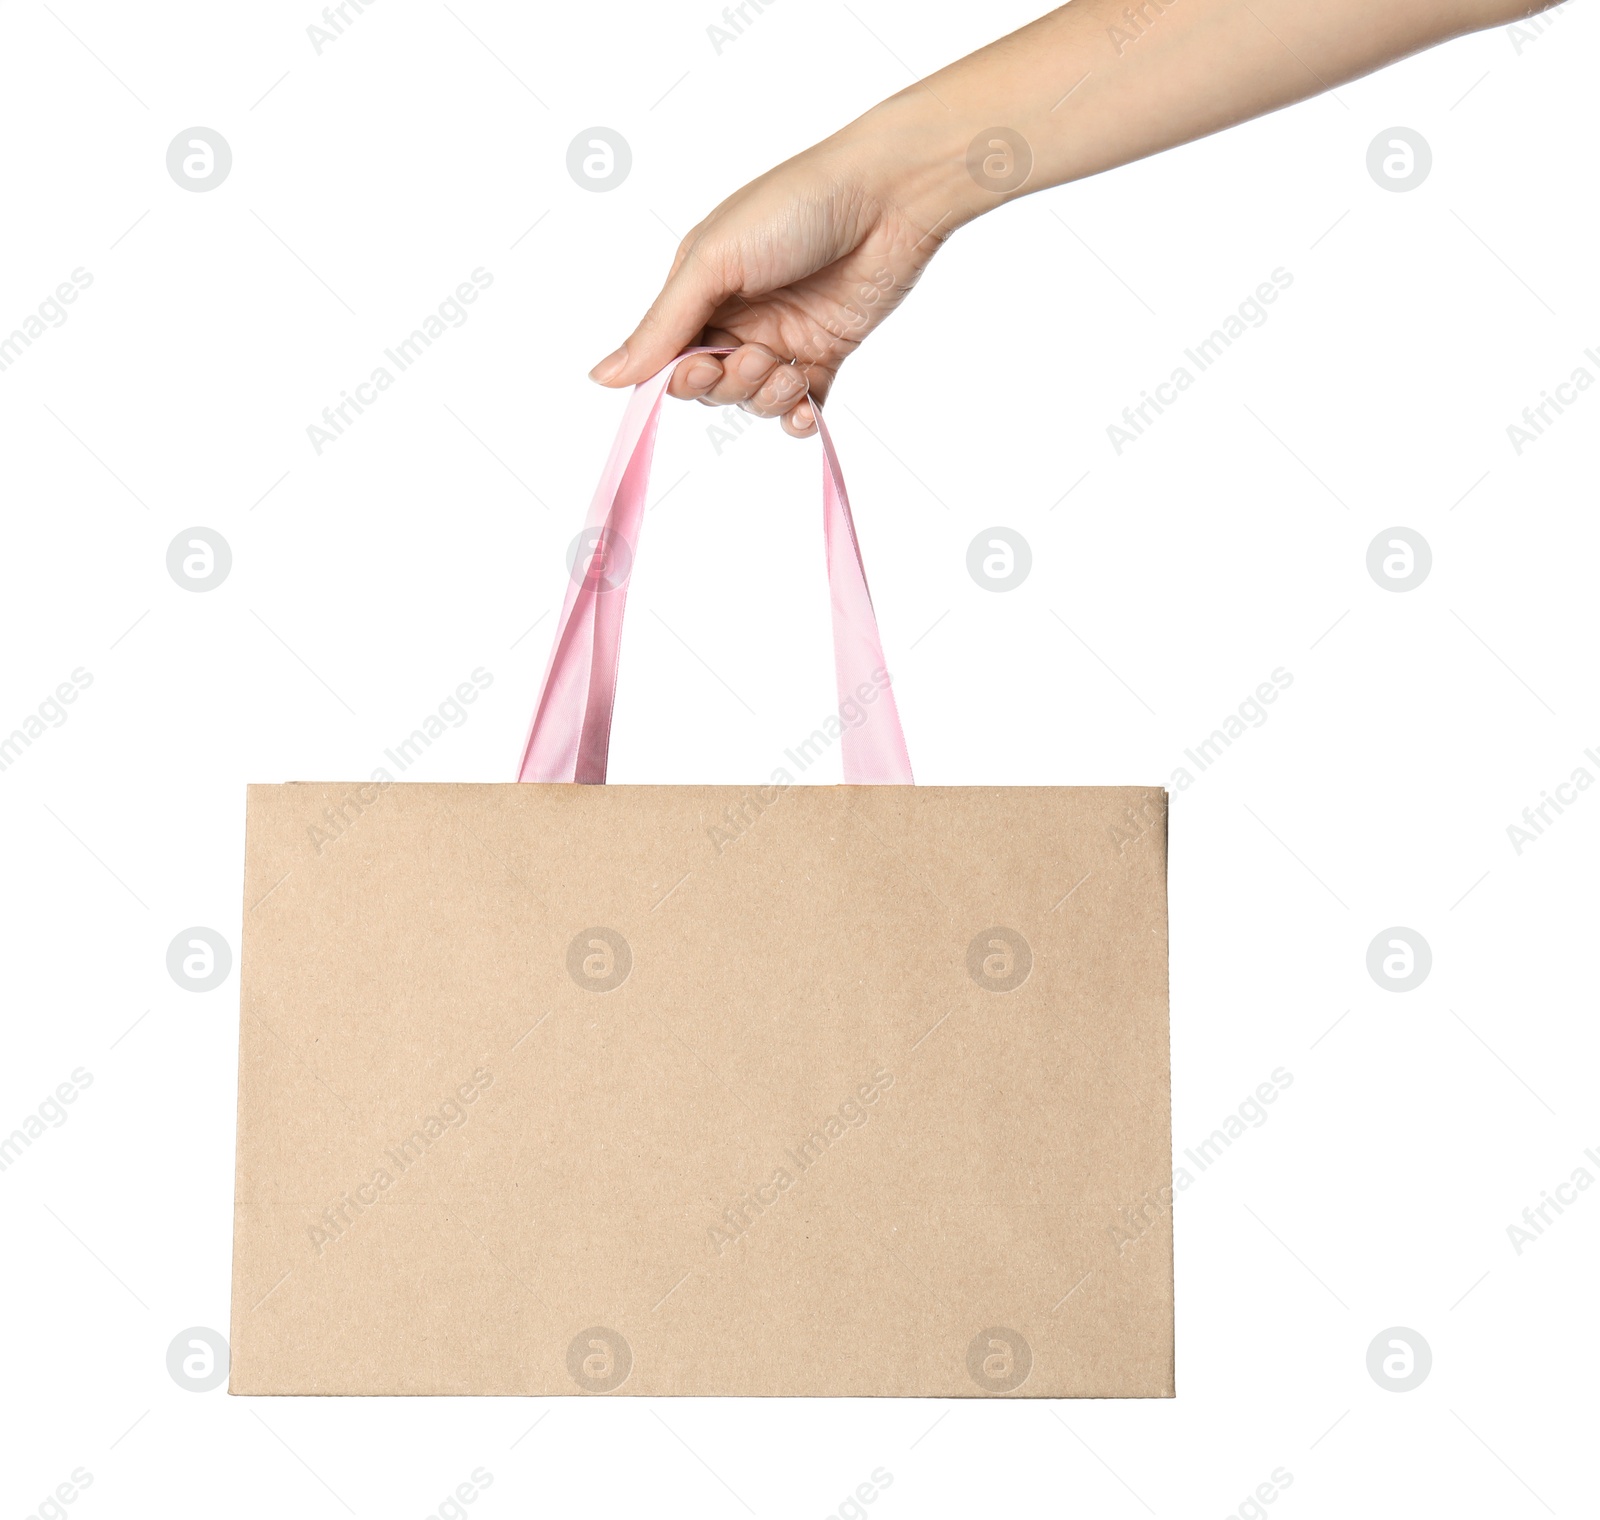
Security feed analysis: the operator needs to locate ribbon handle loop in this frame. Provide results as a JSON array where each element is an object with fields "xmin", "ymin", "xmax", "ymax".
[{"xmin": 518, "ymin": 348, "xmax": 913, "ymax": 785}]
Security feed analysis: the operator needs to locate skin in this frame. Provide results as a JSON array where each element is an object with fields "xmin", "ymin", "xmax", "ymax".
[{"xmin": 590, "ymin": 0, "xmax": 1555, "ymax": 435}]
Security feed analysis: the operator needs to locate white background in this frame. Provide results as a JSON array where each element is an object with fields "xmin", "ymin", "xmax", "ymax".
[{"xmin": 2, "ymin": 0, "xmax": 1596, "ymax": 1515}]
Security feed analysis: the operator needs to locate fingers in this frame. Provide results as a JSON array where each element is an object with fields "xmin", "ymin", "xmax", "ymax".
[
  {"xmin": 590, "ymin": 246, "xmax": 724, "ymax": 388},
  {"xmin": 722, "ymin": 347, "xmax": 821, "ymax": 437},
  {"xmin": 703, "ymin": 345, "xmax": 802, "ymax": 412},
  {"xmin": 667, "ymin": 353, "xmax": 725, "ymax": 400},
  {"xmin": 783, "ymin": 364, "xmax": 834, "ymax": 435},
  {"xmin": 663, "ymin": 344, "xmax": 780, "ymax": 403},
  {"xmin": 672, "ymin": 342, "xmax": 813, "ymax": 426},
  {"xmin": 608, "ymin": 328, "xmax": 827, "ymax": 441},
  {"xmin": 781, "ymin": 401, "xmax": 816, "ymax": 438},
  {"xmin": 777, "ymin": 362, "xmax": 838, "ymax": 435}
]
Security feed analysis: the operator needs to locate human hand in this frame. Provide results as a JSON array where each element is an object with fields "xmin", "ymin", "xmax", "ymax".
[
  {"xmin": 587, "ymin": 122, "xmax": 958, "ymax": 437},
  {"xmin": 590, "ymin": 0, "xmax": 1542, "ymax": 436}
]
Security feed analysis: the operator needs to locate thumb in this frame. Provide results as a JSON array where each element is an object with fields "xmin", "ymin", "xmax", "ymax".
[{"xmin": 589, "ymin": 252, "xmax": 730, "ymax": 387}]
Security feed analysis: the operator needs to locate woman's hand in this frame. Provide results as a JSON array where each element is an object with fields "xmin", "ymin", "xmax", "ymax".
[
  {"xmin": 592, "ymin": 0, "xmax": 1550, "ymax": 435},
  {"xmin": 587, "ymin": 127, "xmax": 956, "ymax": 437}
]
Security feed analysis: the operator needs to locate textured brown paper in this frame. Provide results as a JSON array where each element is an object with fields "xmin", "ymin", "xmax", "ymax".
[{"xmin": 230, "ymin": 782, "xmax": 1172, "ymax": 1397}]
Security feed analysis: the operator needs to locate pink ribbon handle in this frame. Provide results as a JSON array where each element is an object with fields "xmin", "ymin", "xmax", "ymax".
[{"xmin": 517, "ymin": 348, "xmax": 914, "ymax": 785}]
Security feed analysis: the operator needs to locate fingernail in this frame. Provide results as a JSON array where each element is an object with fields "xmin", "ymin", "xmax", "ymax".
[
  {"xmin": 736, "ymin": 347, "xmax": 773, "ymax": 381},
  {"xmin": 792, "ymin": 404, "xmax": 814, "ymax": 432},
  {"xmin": 684, "ymin": 360, "xmax": 721, "ymax": 389},
  {"xmin": 589, "ymin": 345, "xmax": 628, "ymax": 384}
]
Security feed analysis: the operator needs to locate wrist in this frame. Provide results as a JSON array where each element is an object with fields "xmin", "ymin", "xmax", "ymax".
[{"xmin": 829, "ymin": 93, "xmax": 1000, "ymax": 238}]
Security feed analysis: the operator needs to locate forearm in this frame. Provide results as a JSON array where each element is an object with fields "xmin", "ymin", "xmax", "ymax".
[
  {"xmin": 830, "ymin": 0, "xmax": 1543, "ymax": 231},
  {"xmin": 594, "ymin": 0, "xmax": 1548, "ymax": 416}
]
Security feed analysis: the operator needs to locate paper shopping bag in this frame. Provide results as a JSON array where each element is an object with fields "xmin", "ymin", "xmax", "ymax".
[{"xmin": 229, "ymin": 353, "xmax": 1173, "ymax": 1397}]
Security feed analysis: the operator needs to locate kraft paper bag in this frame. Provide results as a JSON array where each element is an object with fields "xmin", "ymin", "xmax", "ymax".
[{"xmin": 230, "ymin": 352, "xmax": 1173, "ymax": 1397}]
